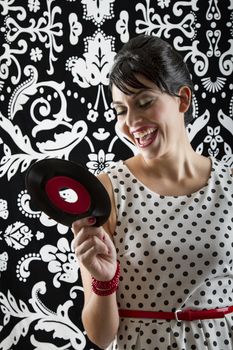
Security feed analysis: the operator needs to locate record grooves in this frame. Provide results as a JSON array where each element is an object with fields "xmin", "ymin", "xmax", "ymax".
[{"xmin": 25, "ymin": 158, "xmax": 111, "ymax": 227}]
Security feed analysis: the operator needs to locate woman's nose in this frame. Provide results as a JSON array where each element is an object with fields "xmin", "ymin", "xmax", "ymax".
[
  {"xmin": 125, "ymin": 109, "xmax": 136, "ymax": 127},
  {"xmin": 125, "ymin": 109, "xmax": 143, "ymax": 128}
]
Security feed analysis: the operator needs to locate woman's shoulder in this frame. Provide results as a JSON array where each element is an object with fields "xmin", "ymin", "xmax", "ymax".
[
  {"xmin": 97, "ymin": 172, "xmax": 117, "ymax": 236},
  {"xmin": 102, "ymin": 155, "xmax": 139, "ymax": 176}
]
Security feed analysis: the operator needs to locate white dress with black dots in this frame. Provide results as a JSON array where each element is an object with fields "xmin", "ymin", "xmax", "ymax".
[{"xmin": 105, "ymin": 157, "xmax": 233, "ymax": 350}]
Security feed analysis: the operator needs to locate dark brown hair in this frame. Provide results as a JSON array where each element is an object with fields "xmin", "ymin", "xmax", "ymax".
[{"xmin": 109, "ymin": 35, "xmax": 193, "ymax": 126}]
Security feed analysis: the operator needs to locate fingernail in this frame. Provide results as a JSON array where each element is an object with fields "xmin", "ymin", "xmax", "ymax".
[{"xmin": 88, "ymin": 217, "xmax": 96, "ymax": 224}]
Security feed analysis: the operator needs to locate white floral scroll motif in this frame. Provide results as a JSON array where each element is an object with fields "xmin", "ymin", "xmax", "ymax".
[
  {"xmin": 0, "ymin": 2, "xmax": 26, "ymax": 20},
  {"xmin": 230, "ymin": 96, "xmax": 233, "ymax": 119},
  {"xmin": 206, "ymin": 30, "xmax": 221, "ymax": 57},
  {"xmin": 17, "ymin": 190, "xmax": 41, "ymax": 219},
  {"xmin": 172, "ymin": 0, "xmax": 199, "ymax": 16},
  {"xmin": 136, "ymin": 0, "xmax": 197, "ymax": 39},
  {"xmin": 36, "ymin": 120, "xmax": 88, "ymax": 159},
  {"xmin": 192, "ymin": 94, "xmax": 199, "ymax": 119},
  {"xmin": 0, "ymin": 42, "xmax": 27, "ymax": 85},
  {"xmin": 87, "ymin": 108, "xmax": 98, "ymax": 122},
  {"xmin": 36, "ymin": 231, "xmax": 44, "ymax": 240},
  {"xmin": 4, "ymin": 222, "xmax": 33, "ymax": 250},
  {"xmin": 5, "ymin": 0, "xmax": 63, "ymax": 75},
  {"xmin": 39, "ymin": 212, "xmax": 69, "ymax": 235},
  {"xmin": 28, "ymin": 0, "xmax": 40, "ymax": 13},
  {"xmin": 0, "ymin": 199, "xmax": 9, "ymax": 220},
  {"xmin": 104, "ymin": 110, "xmax": 115, "ymax": 122},
  {"xmin": 0, "ymin": 94, "xmax": 86, "ymax": 180},
  {"xmin": 9, "ymin": 65, "xmax": 38, "ymax": 119},
  {"xmin": 66, "ymin": 57, "xmax": 90, "ymax": 88},
  {"xmin": 69, "ymin": 13, "xmax": 82, "ymax": 45},
  {"xmin": 206, "ymin": 0, "xmax": 221, "ymax": 20},
  {"xmin": 157, "ymin": 0, "xmax": 170, "ymax": 9},
  {"xmin": 86, "ymin": 149, "xmax": 115, "ymax": 174},
  {"xmin": 187, "ymin": 110, "xmax": 210, "ymax": 142},
  {"xmin": 17, "ymin": 189, "xmax": 67, "ymax": 235},
  {"xmin": 195, "ymin": 142, "xmax": 204, "ymax": 155},
  {"xmin": 90, "ymin": 85, "xmax": 115, "ymax": 123},
  {"xmin": 40, "ymin": 238, "xmax": 79, "ymax": 288},
  {"xmin": 8, "ymin": 65, "xmax": 72, "ymax": 136},
  {"xmin": 217, "ymin": 109, "xmax": 233, "ymax": 137},
  {"xmin": 201, "ymin": 77, "xmax": 226, "ymax": 93},
  {"xmin": 16, "ymin": 253, "xmax": 41, "ymax": 282},
  {"xmin": 0, "ymin": 282, "xmax": 86, "ymax": 350},
  {"xmin": 173, "ymin": 37, "xmax": 209, "ymax": 77},
  {"xmin": 68, "ymin": 72, "xmax": 112, "ymax": 122},
  {"xmin": 30, "ymin": 334, "xmax": 71, "ymax": 349},
  {"xmin": 17, "ymin": 189, "xmax": 69, "ymax": 235},
  {"xmin": 0, "ymin": 114, "xmax": 35, "ymax": 155},
  {"xmin": 82, "ymin": 0, "xmax": 115, "ymax": 25},
  {"xmin": 116, "ymin": 11, "xmax": 129, "ymax": 43},
  {"xmin": 93, "ymin": 128, "xmax": 110, "ymax": 141},
  {"xmin": 0, "ymin": 113, "xmax": 42, "ymax": 180},
  {"xmin": 30, "ymin": 82, "xmax": 72, "ymax": 137},
  {"xmin": 0, "ymin": 252, "xmax": 8, "ymax": 276},
  {"xmin": 17, "ymin": 238, "xmax": 77, "ymax": 285},
  {"xmin": 204, "ymin": 125, "xmax": 223, "ymax": 157},
  {"xmin": 66, "ymin": 31, "xmax": 116, "ymax": 122},
  {"xmin": 67, "ymin": 31, "xmax": 115, "ymax": 87},
  {"xmin": 219, "ymin": 39, "xmax": 233, "ymax": 76},
  {"xmin": 30, "ymin": 47, "xmax": 43, "ymax": 62}
]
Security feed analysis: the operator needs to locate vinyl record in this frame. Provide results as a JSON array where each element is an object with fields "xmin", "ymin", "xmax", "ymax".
[{"xmin": 25, "ymin": 158, "xmax": 111, "ymax": 227}]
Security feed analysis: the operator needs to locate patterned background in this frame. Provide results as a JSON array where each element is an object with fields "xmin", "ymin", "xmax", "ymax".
[{"xmin": 0, "ymin": 1, "xmax": 233, "ymax": 349}]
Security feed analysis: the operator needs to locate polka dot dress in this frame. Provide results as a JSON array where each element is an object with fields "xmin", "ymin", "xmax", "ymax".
[{"xmin": 105, "ymin": 157, "xmax": 233, "ymax": 350}]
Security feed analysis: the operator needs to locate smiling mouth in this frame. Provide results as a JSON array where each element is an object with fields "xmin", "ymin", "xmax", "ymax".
[{"xmin": 132, "ymin": 128, "xmax": 158, "ymax": 148}]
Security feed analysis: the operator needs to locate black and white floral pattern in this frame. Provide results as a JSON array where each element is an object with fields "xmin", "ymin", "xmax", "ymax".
[{"xmin": 0, "ymin": 1, "xmax": 232, "ymax": 349}]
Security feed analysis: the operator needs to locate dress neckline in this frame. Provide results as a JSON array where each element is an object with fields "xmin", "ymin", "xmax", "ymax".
[{"xmin": 119, "ymin": 156, "xmax": 214, "ymax": 199}]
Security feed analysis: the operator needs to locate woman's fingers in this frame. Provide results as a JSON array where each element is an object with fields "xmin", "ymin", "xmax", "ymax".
[
  {"xmin": 73, "ymin": 227, "xmax": 105, "ymax": 249},
  {"xmin": 72, "ymin": 217, "xmax": 112, "ymax": 259},
  {"xmin": 72, "ymin": 216, "xmax": 96, "ymax": 234},
  {"xmin": 71, "ymin": 217, "xmax": 117, "ymax": 280},
  {"xmin": 75, "ymin": 234, "xmax": 109, "ymax": 260}
]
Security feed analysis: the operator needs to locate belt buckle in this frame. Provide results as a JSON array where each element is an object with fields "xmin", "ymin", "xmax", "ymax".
[{"xmin": 175, "ymin": 309, "xmax": 182, "ymax": 321}]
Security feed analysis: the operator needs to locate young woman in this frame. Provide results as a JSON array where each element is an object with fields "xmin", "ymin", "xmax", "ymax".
[{"xmin": 72, "ymin": 35, "xmax": 233, "ymax": 350}]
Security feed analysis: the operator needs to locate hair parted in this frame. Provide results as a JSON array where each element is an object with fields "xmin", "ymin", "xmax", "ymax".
[{"xmin": 109, "ymin": 35, "xmax": 194, "ymax": 126}]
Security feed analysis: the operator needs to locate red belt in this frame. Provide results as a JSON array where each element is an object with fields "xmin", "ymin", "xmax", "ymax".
[{"xmin": 119, "ymin": 306, "xmax": 233, "ymax": 321}]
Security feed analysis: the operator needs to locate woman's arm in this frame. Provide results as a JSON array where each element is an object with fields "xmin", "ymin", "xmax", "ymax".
[
  {"xmin": 79, "ymin": 262, "xmax": 119, "ymax": 348},
  {"xmin": 72, "ymin": 172, "xmax": 119, "ymax": 349}
]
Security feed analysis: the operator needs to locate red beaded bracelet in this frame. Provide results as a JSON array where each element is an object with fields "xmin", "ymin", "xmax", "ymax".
[{"xmin": 91, "ymin": 261, "xmax": 120, "ymax": 296}]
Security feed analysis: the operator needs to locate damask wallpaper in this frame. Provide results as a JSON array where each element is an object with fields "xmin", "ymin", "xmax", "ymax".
[{"xmin": 0, "ymin": 1, "xmax": 233, "ymax": 349}]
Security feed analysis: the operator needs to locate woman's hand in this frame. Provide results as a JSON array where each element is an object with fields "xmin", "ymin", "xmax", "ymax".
[{"xmin": 72, "ymin": 217, "xmax": 117, "ymax": 281}]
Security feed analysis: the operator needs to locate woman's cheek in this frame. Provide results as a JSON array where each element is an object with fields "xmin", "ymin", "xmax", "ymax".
[
  {"xmin": 122, "ymin": 126, "xmax": 135, "ymax": 144},
  {"xmin": 116, "ymin": 120, "xmax": 135, "ymax": 144}
]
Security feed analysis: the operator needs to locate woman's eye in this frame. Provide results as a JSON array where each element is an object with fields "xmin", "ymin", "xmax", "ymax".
[
  {"xmin": 138, "ymin": 99, "xmax": 153, "ymax": 107},
  {"xmin": 115, "ymin": 109, "xmax": 126, "ymax": 116}
]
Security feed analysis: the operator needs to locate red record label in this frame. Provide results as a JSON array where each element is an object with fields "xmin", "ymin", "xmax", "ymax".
[{"xmin": 45, "ymin": 176, "xmax": 91, "ymax": 214}]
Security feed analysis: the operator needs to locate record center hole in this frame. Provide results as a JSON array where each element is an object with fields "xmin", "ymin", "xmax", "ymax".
[{"xmin": 58, "ymin": 187, "xmax": 78, "ymax": 203}]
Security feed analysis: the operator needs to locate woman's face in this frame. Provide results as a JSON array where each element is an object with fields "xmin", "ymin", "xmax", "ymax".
[{"xmin": 112, "ymin": 76, "xmax": 186, "ymax": 160}]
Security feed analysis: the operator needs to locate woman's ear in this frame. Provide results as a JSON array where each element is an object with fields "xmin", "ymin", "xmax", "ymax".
[{"xmin": 178, "ymin": 86, "xmax": 192, "ymax": 113}]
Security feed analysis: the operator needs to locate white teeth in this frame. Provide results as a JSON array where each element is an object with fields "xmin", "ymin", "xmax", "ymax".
[{"xmin": 133, "ymin": 128, "xmax": 156, "ymax": 139}]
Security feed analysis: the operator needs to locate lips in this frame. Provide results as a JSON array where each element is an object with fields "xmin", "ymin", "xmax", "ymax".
[{"xmin": 131, "ymin": 127, "xmax": 158, "ymax": 148}]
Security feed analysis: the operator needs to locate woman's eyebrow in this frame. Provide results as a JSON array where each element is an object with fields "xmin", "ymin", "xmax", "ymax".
[
  {"xmin": 112, "ymin": 89, "xmax": 154, "ymax": 106},
  {"xmin": 111, "ymin": 101, "xmax": 124, "ymax": 107}
]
